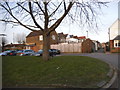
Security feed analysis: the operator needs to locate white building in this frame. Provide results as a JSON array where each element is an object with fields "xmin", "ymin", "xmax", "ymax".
[
  {"xmin": 109, "ymin": 19, "xmax": 120, "ymax": 52},
  {"xmin": 109, "ymin": 19, "xmax": 120, "ymax": 40}
]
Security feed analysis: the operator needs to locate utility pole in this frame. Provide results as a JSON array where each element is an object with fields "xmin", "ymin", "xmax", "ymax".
[
  {"xmin": 86, "ymin": 31, "xmax": 88, "ymax": 38},
  {"xmin": 108, "ymin": 28, "xmax": 110, "ymax": 52},
  {"xmin": 0, "ymin": 34, "xmax": 7, "ymax": 52},
  {"xmin": 13, "ymin": 32, "xmax": 14, "ymax": 44}
]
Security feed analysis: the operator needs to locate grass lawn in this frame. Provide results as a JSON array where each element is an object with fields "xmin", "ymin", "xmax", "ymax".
[{"xmin": 2, "ymin": 56, "xmax": 110, "ymax": 88}]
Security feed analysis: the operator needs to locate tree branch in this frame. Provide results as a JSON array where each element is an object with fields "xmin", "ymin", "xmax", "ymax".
[
  {"xmin": 29, "ymin": 2, "xmax": 43, "ymax": 30},
  {"xmin": 49, "ymin": 2, "xmax": 74, "ymax": 34},
  {"xmin": 0, "ymin": 3, "xmax": 37, "ymax": 31},
  {"xmin": 44, "ymin": 2, "xmax": 49, "ymax": 29},
  {"xmin": 17, "ymin": 2, "xmax": 30, "ymax": 14},
  {"xmin": 0, "ymin": 19, "xmax": 40, "ymax": 31},
  {"xmin": 49, "ymin": 1, "xmax": 63, "ymax": 18},
  {"xmin": 34, "ymin": 2, "xmax": 45, "ymax": 15},
  {"xmin": 63, "ymin": 0, "xmax": 66, "ymax": 12}
]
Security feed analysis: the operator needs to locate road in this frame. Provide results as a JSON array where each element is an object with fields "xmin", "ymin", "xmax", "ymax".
[{"xmin": 60, "ymin": 52, "xmax": 119, "ymax": 88}]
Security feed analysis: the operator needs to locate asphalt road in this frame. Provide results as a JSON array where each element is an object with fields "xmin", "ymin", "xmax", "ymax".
[{"xmin": 60, "ymin": 52, "xmax": 119, "ymax": 88}]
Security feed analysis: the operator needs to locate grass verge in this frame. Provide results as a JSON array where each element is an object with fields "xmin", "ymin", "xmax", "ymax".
[{"xmin": 2, "ymin": 56, "xmax": 110, "ymax": 88}]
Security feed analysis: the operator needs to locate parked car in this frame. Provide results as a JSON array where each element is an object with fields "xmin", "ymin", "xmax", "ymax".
[
  {"xmin": 7, "ymin": 50, "xmax": 17, "ymax": 56},
  {"xmin": 50, "ymin": 49, "xmax": 60, "ymax": 55},
  {"xmin": 34, "ymin": 50, "xmax": 43, "ymax": 56},
  {"xmin": 19, "ymin": 49, "xmax": 35, "ymax": 56},
  {"xmin": 0, "ymin": 51, "xmax": 9, "ymax": 56},
  {"xmin": 34, "ymin": 49, "xmax": 54, "ymax": 56},
  {"xmin": 16, "ymin": 50, "xmax": 24, "ymax": 56},
  {"xmin": 0, "ymin": 50, "xmax": 17, "ymax": 56}
]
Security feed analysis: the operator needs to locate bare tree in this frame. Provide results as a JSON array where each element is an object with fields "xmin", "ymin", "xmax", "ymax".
[
  {"xmin": 15, "ymin": 33, "xmax": 26, "ymax": 44},
  {"xmin": 0, "ymin": 0, "xmax": 108, "ymax": 60}
]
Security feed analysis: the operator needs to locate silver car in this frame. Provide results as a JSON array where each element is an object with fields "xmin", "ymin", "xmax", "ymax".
[
  {"xmin": 19, "ymin": 49, "xmax": 35, "ymax": 56},
  {"xmin": 0, "ymin": 50, "xmax": 14, "ymax": 56}
]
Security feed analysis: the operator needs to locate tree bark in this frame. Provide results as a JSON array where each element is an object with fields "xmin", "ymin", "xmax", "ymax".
[{"xmin": 42, "ymin": 33, "xmax": 50, "ymax": 61}]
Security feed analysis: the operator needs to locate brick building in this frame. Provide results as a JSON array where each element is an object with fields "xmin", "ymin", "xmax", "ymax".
[
  {"xmin": 26, "ymin": 30, "xmax": 58, "ymax": 52},
  {"xmin": 110, "ymin": 35, "xmax": 120, "ymax": 53},
  {"xmin": 82, "ymin": 38, "xmax": 95, "ymax": 53},
  {"xmin": 4, "ymin": 44, "xmax": 26, "ymax": 50}
]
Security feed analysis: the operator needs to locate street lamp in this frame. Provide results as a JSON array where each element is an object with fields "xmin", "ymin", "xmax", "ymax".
[
  {"xmin": 0, "ymin": 34, "xmax": 6, "ymax": 36},
  {"xmin": 0, "ymin": 33, "xmax": 7, "ymax": 52},
  {"xmin": 86, "ymin": 31, "xmax": 88, "ymax": 38},
  {"xmin": 108, "ymin": 28, "xmax": 110, "ymax": 51}
]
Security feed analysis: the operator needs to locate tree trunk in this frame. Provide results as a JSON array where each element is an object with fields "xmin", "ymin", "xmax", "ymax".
[{"xmin": 42, "ymin": 33, "xmax": 50, "ymax": 61}]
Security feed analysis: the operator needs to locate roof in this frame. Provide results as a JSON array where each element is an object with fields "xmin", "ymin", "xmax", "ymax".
[
  {"xmin": 5, "ymin": 44, "xmax": 25, "ymax": 47},
  {"xmin": 58, "ymin": 32, "xmax": 68, "ymax": 38},
  {"xmin": 26, "ymin": 31, "xmax": 43, "ymax": 38},
  {"xmin": 113, "ymin": 35, "xmax": 120, "ymax": 40},
  {"xmin": 77, "ymin": 36, "xmax": 86, "ymax": 39}
]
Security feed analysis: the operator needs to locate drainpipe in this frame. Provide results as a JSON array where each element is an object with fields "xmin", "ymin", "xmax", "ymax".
[{"xmin": 108, "ymin": 28, "xmax": 110, "ymax": 52}]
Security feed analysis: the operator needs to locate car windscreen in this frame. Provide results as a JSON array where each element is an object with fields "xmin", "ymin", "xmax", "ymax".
[{"xmin": 24, "ymin": 50, "xmax": 33, "ymax": 52}]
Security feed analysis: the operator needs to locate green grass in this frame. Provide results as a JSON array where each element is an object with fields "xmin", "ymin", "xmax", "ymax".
[{"xmin": 2, "ymin": 56, "xmax": 110, "ymax": 88}]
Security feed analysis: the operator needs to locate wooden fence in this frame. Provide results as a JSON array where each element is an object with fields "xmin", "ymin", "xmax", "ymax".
[{"xmin": 51, "ymin": 43, "xmax": 82, "ymax": 53}]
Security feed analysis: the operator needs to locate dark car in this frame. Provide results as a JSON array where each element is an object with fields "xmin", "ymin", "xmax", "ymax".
[
  {"xmin": 50, "ymin": 49, "xmax": 61, "ymax": 55},
  {"xmin": 7, "ymin": 50, "xmax": 17, "ymax": 56},
  {"xmin": 34, "ymin": 49, "xmax": 54, "ymax": 56}
]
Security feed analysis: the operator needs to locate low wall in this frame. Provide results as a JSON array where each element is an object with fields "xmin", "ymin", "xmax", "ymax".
[
  {"xmin": 111, "ymin": 48, "xmax": 120, "ymax": 53},
  {"xmin": 51, "ymin": 43, "xmax": 82, "ymax": 53}
]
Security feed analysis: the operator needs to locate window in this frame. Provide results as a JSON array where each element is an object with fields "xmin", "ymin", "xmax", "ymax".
[
  {"xmin": 114, "ymin": 40, "xmax": 120, "ymax": 47},
  {"xmin": 115, "ymin": 43, "xmax": 117, "ymax": 47},
  {"xmin": 118, "ymin": 41, "xmax": 120, "ymax": 47},
  {"xmin": 39, "ymin": 35, "xmax": 43, "ymax": 40},
  {"xmin": 52, "ymin": 35, "xmax": 55, "ymax": 40}
]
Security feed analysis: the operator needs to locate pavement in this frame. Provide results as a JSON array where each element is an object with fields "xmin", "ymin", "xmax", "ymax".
[{"xmin": 60, "ymin": 52, "xmax": 119, "ymax": 88}]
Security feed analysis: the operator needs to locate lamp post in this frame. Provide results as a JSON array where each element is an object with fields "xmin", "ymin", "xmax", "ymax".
[
  {"xmin": 0, "ymin": 34, "xmax": 7, "ymax": 52},
  {"xmin": 0, "ymin": 34, "xmax": 6, "ymax": 36},
  {"xmin": 86, "ymin": 31, "xmax": 88, "ymax": 38},
  {"xmin": 108, "ymin": 28, "xmax": 110, "ymax": 52}
]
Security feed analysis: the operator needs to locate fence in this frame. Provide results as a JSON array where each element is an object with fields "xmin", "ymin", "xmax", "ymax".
[{"xmin": 51, "ymin": 43, "xmax": 82, "ymax": 53}]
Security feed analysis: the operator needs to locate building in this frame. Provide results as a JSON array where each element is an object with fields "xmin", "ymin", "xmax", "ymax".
[
  {"xmin": 4, "ymin": 43, "xmax": 26, "ymax": 50},
  {"xmin": 77, "ymin": 36, "xmax": 86, "ymax": 43},
  {"xmin": 110, "ymin": 35, "xmax": 120, "ymax": 53},
  {"xmin": 92, "ymin": 40, "xmax": 101, "ymax": 51},
  {"xmin": 51, "ymin": 38, "xmax": 95, "ymax": 53},
  {"xmin": 58, "ymin": 32, "xmax": 68, "ymax": 43},
  {"xmin": 26, "ymin": 30, "xmax": 58, "ymax": 52},
  {"xmin": 82, "ymin": 38, "xmax": 95, "ymax": 53},
  {"xmin": 66, "ymin": 35, "xmax": 79, "ymax": 43},
  {"xmin": 109, "ymin": 19, "xmax": 120, "ymax": 53}
]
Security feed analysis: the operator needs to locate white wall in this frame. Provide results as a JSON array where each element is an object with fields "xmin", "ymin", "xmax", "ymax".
[
  {"xmin": 51, "ymin": 43, "xmax": 82, "ymax": 53},
  {"xmin": 110, "ymin": 19, "xmax": 120, "ymax": 40}
]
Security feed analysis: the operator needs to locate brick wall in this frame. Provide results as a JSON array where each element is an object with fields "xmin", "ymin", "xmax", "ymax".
[
  {"xmin": 82, "ymin": 39, "xmax": 94, "ymax": 53},
  {"xmin": 26, "ymin": 31, "xmax": 58, "ymax": 51},
  {"xmin": 110, "ymin": 40, "xmax": 120, "ymax": 53}
]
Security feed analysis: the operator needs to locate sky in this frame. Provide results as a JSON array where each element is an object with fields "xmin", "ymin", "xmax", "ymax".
[{"xmin": 0, "ymin": 0, "xmax": 119, "ymax": 44}]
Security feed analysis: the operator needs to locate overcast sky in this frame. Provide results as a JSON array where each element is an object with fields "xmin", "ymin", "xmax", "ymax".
[{"xmin": 0, "ymin": 1, "xmax": 119, "ymax": 44}]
